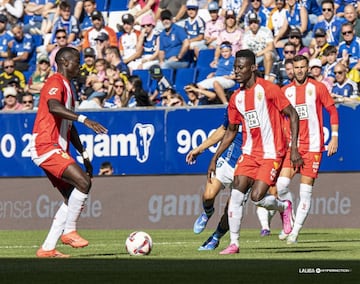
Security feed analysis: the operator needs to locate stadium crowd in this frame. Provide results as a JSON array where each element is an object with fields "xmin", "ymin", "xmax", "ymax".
[{"xmin": 0, "ymin": 0, "xmax": 359, "ymax": 111}]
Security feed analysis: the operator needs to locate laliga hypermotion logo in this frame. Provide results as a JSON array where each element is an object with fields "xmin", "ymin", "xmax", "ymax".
[{"xmin": 133, "ymin": 123, "xmax": 155, "ymax": 163}]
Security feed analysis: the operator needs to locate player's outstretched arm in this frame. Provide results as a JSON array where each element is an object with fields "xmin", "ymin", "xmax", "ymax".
[
  {"xmin": 71, "ymin": 125, "xmax": 93, "ymax": 177},
  {"xmin": 186, "ymin": 125, "xmax": 226, "ymax": 164}
]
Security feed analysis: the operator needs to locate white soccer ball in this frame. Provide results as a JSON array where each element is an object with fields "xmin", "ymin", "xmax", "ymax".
[{"xmin": 125, "ymin": 231, "xmax": 153, "ymax": 256}]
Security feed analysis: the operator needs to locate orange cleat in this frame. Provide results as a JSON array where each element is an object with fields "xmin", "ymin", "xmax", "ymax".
[
  {"xmin": 61, "ymin": 231, "xmax": 89, "ymax": 248},
  {"xmin": 36, "ymin": 247, "xmax": 70, "ymax": 258}
]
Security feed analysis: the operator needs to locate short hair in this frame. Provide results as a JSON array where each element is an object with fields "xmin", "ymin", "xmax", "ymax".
[
  {"xmin": 284, "ymin": 58, "xmax": 293, "ymax": 65},
  {"xmin": 55, "ymin": 46, "xmax": 79, "ymax": 65},
  {"xmin": 59, "ymin": 1, "xmax": 71, "ymax": 10},
  {"xmin": 321, "ymin": 0, "xmax": 334, "ymax": 7},
  {"xmin": 293, "ymin": 54, "xmax": 309, "ymax": 65},
  {"xmin": 323, "ymin": 45, "xmax": 337, "ymax": 56},
  {"xmin": 55, "ymin": 28, "xmax": 67, "ymax": 36},
  {"xmin": 235, "ymin": 49, "xmax": 256, "ymax": 65},
  {"xmin": 105, "ymin": 46, "xmax": 121, "ymax": 58},
  {"xmin": 283, "ymin": 41, "xmax": 296, "ymax": 50}
]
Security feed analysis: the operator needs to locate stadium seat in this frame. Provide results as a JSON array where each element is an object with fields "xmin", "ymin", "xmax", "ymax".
[
  {"xmin": 132, "ymin": 69, "xmax": 150, "ymax": 91},
  {"xmin": 196, "ymin": 49, "xmax": 215, "ymax": 69},
  {"xmin": 195, "ymin": 67, "xmax": 216, "ymax": 82},
  {"xmin": 174, "ymin": 67, "xmax": 196, "ymax": 98}
]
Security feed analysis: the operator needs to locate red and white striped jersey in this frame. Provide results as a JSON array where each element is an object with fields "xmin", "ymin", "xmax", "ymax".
[
  {"xmin": 228, "ymin": 77, "xmax": 291, "ymax": 159},
  {"xmin": 282, "ymin": 77, "xmax": 335, "ymax": 152},
  {"xmin": 31, "ymin": 73, "xmax": 75, "ymax": 160}
]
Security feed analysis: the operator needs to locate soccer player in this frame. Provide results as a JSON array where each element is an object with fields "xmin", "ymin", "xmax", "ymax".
[
  {"xmin": 208, "ymin": 49, "xmax": 303, "ymax": 254},
  {"xmin": 187, "ymin": 107, "xmax": 243, "ymax": 250},
  {"xmin": 30, "ymin": 47, "xmax": 108, "ymax": 258},
  {"xmin": 278, "ymin": 55, "xmax": 339, "ymax": 244}
]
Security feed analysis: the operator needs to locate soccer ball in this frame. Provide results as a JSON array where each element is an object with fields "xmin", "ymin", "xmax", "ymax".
[{"xmin": 125, "ymin": 231, "xmax": 153, "ymax": 256}]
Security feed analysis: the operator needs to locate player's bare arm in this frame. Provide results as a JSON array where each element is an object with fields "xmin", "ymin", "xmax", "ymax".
[
  {"xmin": 281, "ymin": 104, "xmax": 304, "ymax": 169},
  {"xmin": 207, "ymin": 123, "xmax": 238, "ymax": 183},
  {"xmin": 186, "ymin": 125, "xmax": 226, "ymax": 165},
  {"xmin": 48, "ymin": 99, "xmax": 108, "ymax": 134}
]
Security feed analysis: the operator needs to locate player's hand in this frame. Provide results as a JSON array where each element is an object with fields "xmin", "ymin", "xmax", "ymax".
[
  {"xmin": 327, "ymin": 136, "xmax": 338, "ymax": 156},
  {"xmin": 207, "ymin": 159, "xmax": 217, "ymax": 184},
  {"xmin": 84, "ymin": 119, "xmax": 108, "ymax": 134},
  {"xmin": 290, "ymin": 148, "xmax": 304, "ymax": 171},
  {"xmin": 83, "ymin": 157, "xmax": 93, "ymax": 178},
  {"xmin": 186, "ymin": 148, "xmax": 201, "ymax": 165}
]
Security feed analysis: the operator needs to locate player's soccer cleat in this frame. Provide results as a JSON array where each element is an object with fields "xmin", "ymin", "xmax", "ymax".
[
  {"xmin": 193, "ymin": 212, "xmax": 211, "ymax": 234},
  {"xmin": 36, "ymin": 247, "xmax": 70, "ymax": 258},
  {"xmin": 260, "ymin": 229, "xmax": 271, "ymax": 237},
  {"xmin": 278, "ymin": 230, "xmax": 289, "ymax": 241},
  {"xmin": 286, "ymin": 234, "xmax": 298, "ymax": 245},
  {"xmin": 198, "ymin": 235, "xmax": 219, "ymax": 251},
  {"xmin": 280, "ymin": 200, "xmax": 293, "ymax": 235},
  {"xmin": 61, "ymin": 231, "xmax": 89, "ymax": 248},
  {"xmin": 219, "ymin": 244, "xmax": 239, "ymax": 255}
]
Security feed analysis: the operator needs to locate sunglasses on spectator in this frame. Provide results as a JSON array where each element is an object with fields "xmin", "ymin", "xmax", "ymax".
[
  {"xmin": 39, "ymin": 61, "xmax": 49, "ymax": 64},
  {"xmin": 56, "ymin": 36, "xmax": 66, "ymax": 39},
  {"xmin": 115, "ymin": 84, "xmax": 124, "ymax": 88},
  {"xmin": 334, "ymin": 71, "xmax": 345, "ymax": 75},
  {"xmin": 290, "ymin": 35, "xmax": 300, "ymax": 39},
  {"xmin": 322, "ymin": 8, "xmax": 333, "ymax": 12},
  {"xmin": 4, "ymin": 65, "xmax": 14, "ymax": 69},
  {"xmin": 187, "ymin": 8, "xmax": 197, "ymax": 11},
  {"xmin": 342, "ymin": 31, "xmax": 353, "ymax": 35},
  {"xmin": 141, "ymin": 24, "xmax": 153, "ymax": 27},
  {"xmin": 284, "ymin": 50, "xmax": 295, "ymax": 54},
  {"xmin": 251, "ymin": 0, "xmax": 261, "ymax": 2},
  {"xmin": 22, "ymin": 100, "xmax": 33, "ymax": 104}
]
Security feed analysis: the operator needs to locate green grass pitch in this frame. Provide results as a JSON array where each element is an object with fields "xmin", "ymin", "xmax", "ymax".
[{"xmin": 0, "ymin": 229, "xmax": 358, "ymax": 284}]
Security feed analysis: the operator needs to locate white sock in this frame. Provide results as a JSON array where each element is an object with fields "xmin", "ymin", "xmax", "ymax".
[
  {"xmin": 63, "ymin": 188, "xmax": 88, "ymax": 234},
  {"xmin": 42, "ymin": 203, "xmax": 68, "ymax": 251},
  {"xmin": 228, "ymin": 189, "xmax": 245, "ymax": 247},
  {"xmin": 276, "ymin": 176, "xmax": 293, "ymax": 202},
  {"xmin": 256, "ymin": 206, "xmax": 270, "ymax": 230},
  {"xmin": 292, "ymin": 184, "xmax": 312, "ymax": 236},
  {"xmin": 254, "ymin": 194, "xmax": 286, "ymax": 211}
]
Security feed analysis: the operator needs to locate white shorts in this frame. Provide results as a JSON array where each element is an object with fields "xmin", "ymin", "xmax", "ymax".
[
  {"xmin": 215, "ymin": 157, "xmax": 234, "ymax": 188},
  {"xmin": 197, "ymin": 76, "xmax": 235, "ymax": 90}
]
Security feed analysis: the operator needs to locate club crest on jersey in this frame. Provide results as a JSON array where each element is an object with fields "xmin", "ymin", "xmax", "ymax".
[
  {"xmin": 314, "ymin": 154, "xmax": 320, "ymax": 162},
  {"xmin": 257, "ymin": 92, "xmax": 263, "ymax": 101},
  {"xmin": 273, "ymin": 161, "xmax": 280, "ymax": 170},
  {"xmin": 61, "ymin": 152, "xmax": 70, "ymax": 159},
  {"xmin": 307, "ymin": 89, "xmax": 313, "ymax": 96},
  {"xmin": 49, "ymin": 88, "xmax": 58, "ymax": 95}
]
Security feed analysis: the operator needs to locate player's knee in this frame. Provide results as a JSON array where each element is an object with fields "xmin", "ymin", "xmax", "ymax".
[
  {"xmin": 77, "ymin": 175, "xmax": 92, "ymax": 194},
  {"xmin": 250, "ymin": 190, "xmax": 263, "ymax": 203},
  {"xmin": 276, "ymin": 176, "xmax": 291, "ymax": 196}
]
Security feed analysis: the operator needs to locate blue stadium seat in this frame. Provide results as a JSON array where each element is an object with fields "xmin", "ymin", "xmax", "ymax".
[
  {"xmin": 32, "ymin": 35, "xmax": 43, "ymax": 46},
  {"xmin": 196, "ymin": 49, "xmax": 215, "ymax": 69},
  {"xmin": 132, "ymin": 69, "xmax": 150, "ymax": 91},
  {"xmin": 195, "ymin": 67, "xmax": 216, "ymax": 82},
  {"xmin": 174, "ymin": 68, "xmax": 196, "ymax": 98}
]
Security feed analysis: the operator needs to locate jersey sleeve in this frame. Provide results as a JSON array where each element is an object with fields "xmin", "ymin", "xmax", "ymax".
[
  {"xmin": 269, "ymin": 82, "xmax": 291, "ymax": 111},
  {"xmin": 40, "ymin": 76, "xmax": 64, "ymax": 104},
  {"xmin": 228, "ymin": 90, "xmax": 243, "ymax": 124}
]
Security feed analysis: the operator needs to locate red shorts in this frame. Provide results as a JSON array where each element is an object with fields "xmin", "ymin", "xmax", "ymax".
[
  {"xmin": 40, "ymin": 149, "xmax": 76, "ymax": 190},
  {"xmin": 234, "ymin": 154, "xmax": 284, "ymax": 186},
  {"xmin": 282, "ymin": 150, "xmax": 322, "ymax": 179}
]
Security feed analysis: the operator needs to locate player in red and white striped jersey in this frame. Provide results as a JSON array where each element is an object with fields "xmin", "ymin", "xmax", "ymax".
[{"xmin": 278, "ymin": 55, "xmax": 339, "ymax": 244}]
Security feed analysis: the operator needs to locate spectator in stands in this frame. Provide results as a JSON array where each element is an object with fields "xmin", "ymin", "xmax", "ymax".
[
  {"xmin": 49, "ymin": 1, "xmax": 81, "ymax": 49},
  {"xmin": 309, "ymin": 28, "xmax": 330, "ymax": 65},
  {"xmin": 8, "ymin": 23, "xmax": 35, "ymax": 72},
  {"xmin": 283, "ymin": 58, "xmax": 295, "ymax": 85},
  {"xmin": 340, "ymin": 4, "xmax": 360, "ymax": 40},
  {"xmin": 338, "ymin": 22, "xmax": 360, "ymax": 71},
  {"xmin": 78, "ymin": 47, "xmax": 96, "ymax": 100},
  {"xmin": 184, "ymin": 83, "xmax": 222, "ymax": 105},
  {"xmin": 109, "ymin": 77, "xmax": 129, "ymax": 108},
  {"xmin": 126, "ymin": 75, "xmax": 152, "ymax": 107},
  {"xmin": 334, "ymin": 0, "xmax": 359, "ymax": 17},
  {"xmin": 309, "ymin": 58, "xmax": 333, "ymax": 92},
  {"xmin": 98, "ymin": 161, "xmax": 114, "ymax": 175},
  {"xmin": 0, "ymin": 58, "xmax": 25, "ymax": 90},
  {"xmin": 197, "ymin": 41, "xmax": 235, "ymax": 104},
  {"xmin": 104, "ymin": 46, "xmax": 130, "ymax": 76},
  {"xmin": 79, "ymin": 0, "xmax": 97, "ymax": 35},
  {"xmin": 127, "ymin": 0, "xmax": 160, "ymax": 25},
  {"xmin": 284, "ymin": 0, "xmax": 311, "ymax": 46},
  {"xmin": 1, "ymin": 86, "xmax": 22, "ymax": 111},
  {"xmin": 323, "ymin": 45, "xmax": 339, "ymax": 83},
  {"xmin": 268, "ymin": 42, "xmax": 296, "ymax": 86},
  {"xmin": 0, "ymin": 0, "xmax": 23, "ymax": 28},
  {"xmin": 148, "ymin": 64, "xmax": 172, "ymax": 105},
  {"xmin": 23, "ymin": 0, "xmax": 56, "ymax": 35},
  {"xmin": 26, "ymin": 54, "xmax": 53, "ymax": 108},
  {"xmin": 158, "ymin": 9, "xmax": 190, "ymax": 69},
  {"xmin": 82, "ymin": 10, "xmax": 117, "ymax": 58},
  {"xmin": 312, "ymin": 0, "xmax": 346, "ymax": 46},
  {"xmin": 135, "ymin": 14, "xmax": 160, "ymax": 70},
  {"xmin": 204, "ymin": 2, "xmax": 224, "ymax": 49},
  {"xmin": 158, "ymin": 0, "xmax": 187, "ymax": 24},
  {"xmin": 222, "ymin": 0, "xmax": 249, "ymax": 24},
  {"xmin": 288, "ymin": 28, "xmax": 310, "ymax": 58},
  {"xmin": 268, "ymin": 0, "xmax": 288, "ymax": 48},
  {"xmin": 118, "ymin": 13, "xmax": 142, "ymax": 72},
  {"xmin": 243, "ymin": 0, "xmax": 270, "ymax": 29},
  {"xmin": 21, "ymin": 92, "xmax": 35, "ymax": 110},
  {"xmin": 331, "ymin": 62, "xmax": 359, "ymax": 101},
  {"xmin": 184, "ymin": 0, "xmax": 207, "ymax": 58},
  {"xmin": 211, "ymin": 10, "xmax": 243, "ymax": 66},
  {"xmin": 242, "ymin": 12, "xmax": 275, "ymax": 80},
  {"xmin": 78, "ymin": 91, "xmax": 106, "ymax": 109},
  {"xmin": 164, "ymin": 90, "xmax": 186, "ymax": 107},
  {"xmin": 0, "ymin": 14, "xmax": 12, "ymax": 68},
  {"xmin": 93, "ymin": 32, "xmax": 111, "ymax": 59}
]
